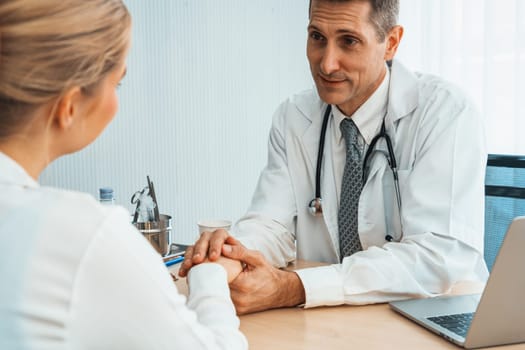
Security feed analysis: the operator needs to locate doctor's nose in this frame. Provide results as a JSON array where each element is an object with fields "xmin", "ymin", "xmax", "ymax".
[{"xmin": 319, "ymin": 44, "xmax": 341, "ymax": 76}]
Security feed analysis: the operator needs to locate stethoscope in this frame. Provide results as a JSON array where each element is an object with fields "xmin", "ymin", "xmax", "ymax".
[{"xmin": 307, "ymin": 104, "xmax": 404, "ymax": 242}]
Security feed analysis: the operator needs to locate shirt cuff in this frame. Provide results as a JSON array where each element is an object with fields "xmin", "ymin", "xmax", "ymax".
[
  {"xmin": 187, "ymin": 263, "xmax": 229, "ymax": 297},
  {"xmin": 295, "ymin": 265, "xmax": 344, "ymax": 308}
]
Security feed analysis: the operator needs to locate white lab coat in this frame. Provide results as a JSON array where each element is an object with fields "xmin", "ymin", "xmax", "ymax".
[{"xmin": 232, "ymin": 60, "xmax": 489, "ymax": 307}]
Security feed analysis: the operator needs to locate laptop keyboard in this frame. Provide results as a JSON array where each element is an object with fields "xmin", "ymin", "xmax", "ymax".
[{"xmin": 427, "ymin": 312, "xmax": 474, "ymax": 337}]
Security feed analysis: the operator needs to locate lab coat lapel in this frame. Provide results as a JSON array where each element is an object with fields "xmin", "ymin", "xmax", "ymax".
[
  {"xmin": 383, "ymin": 60, "xmax": 419, "ymax": 171},
  {"xmin": 297, "ymin": 98, "xmax": 340, "ymax": 257},
  {"xmin": 301, "ymin": 119, "xmax": 322, "ymax": 182},
  {"xmin": 358, "ymin": 60, "xmax": 420, "ymax": 190},
  {"xmin": 298, "ymin": 95, "xmax": 326, "ymax": 188},
  {"xmin": 365, "ymin": 59, "xmax": 419, "ymax": 205},
  {"xmin": 321, "ymin": 127, "xmax": 341, "ymax": 257},
  {"xmin": 387, "ymin": 60, "xmax": 418, "ymax": 125}
]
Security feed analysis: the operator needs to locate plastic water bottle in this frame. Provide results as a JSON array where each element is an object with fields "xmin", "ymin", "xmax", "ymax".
[{"xmin": 99, "ymin": 187, "xmax": 115, "ymax": 205}]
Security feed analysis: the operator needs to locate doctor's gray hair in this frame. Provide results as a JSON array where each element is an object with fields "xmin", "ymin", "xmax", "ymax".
[
  {"xmin": 308, "ymin": 0, "xmax": 399, "ymax": 42},
  {"xmin": 0, "ymin": 0, "xmax": 131, "ymax": 139}
]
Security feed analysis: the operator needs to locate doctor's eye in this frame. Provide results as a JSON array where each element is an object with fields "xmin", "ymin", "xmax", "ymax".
[
  {"xmin": 309, "ymin": 31, "xmax": 325, "ymax": 42},
  {"xmin": 342, "ymin": 36, "xmax": 359, "ymax": 47}
]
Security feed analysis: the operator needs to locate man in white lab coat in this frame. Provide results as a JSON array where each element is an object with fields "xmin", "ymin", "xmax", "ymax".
[{"xmin": 180, "ymin": 0, "xmax": 488, "ymax": 314}]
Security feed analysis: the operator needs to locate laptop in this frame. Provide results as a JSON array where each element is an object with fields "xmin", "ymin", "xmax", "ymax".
[{"xmin": 389, "ymin": 216, "xmax": 525, "ymax": 349}]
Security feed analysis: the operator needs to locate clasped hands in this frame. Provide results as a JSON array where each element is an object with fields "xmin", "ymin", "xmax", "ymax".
[{"xmin": 178, "ymin": 229, "xmax": 305, "ymax": 314}]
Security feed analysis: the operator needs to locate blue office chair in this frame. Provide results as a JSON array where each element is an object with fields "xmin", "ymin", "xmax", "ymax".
[{"xmin": 484, "ymin": 154, "xmax": 525, "ymax": 271}]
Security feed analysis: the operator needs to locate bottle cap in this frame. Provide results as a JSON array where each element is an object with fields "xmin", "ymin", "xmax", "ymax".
[{"xmin": 99, "ymin": 187, "xmax": 114, "ymax": 200}]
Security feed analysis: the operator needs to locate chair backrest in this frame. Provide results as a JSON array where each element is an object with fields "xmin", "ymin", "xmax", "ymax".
[{"xmin": 485, "ymin": 154, "xmax": 525, "ymax": 271}]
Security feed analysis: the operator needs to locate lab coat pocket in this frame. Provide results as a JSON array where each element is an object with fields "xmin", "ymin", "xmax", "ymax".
[
  {"xmin": 359, "ymin": 155, "xmax": 390, "ymax": 248},
  {"xmin": 383, "ymin": 169, "xmax": 410, "ymax": 242}
]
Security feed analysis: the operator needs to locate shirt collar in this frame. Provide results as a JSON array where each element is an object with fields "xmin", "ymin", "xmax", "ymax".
[
  {"xmin": 332, "ymin": 66, "xmax": 390, "ymax": 145},
  {"xmin": 0, "ymin": 151, "xmax": 39, "ymax": 188}
]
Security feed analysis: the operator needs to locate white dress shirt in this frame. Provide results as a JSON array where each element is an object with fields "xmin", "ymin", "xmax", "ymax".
[
  {"xmin": 0, "ymin": 152, "xmax": 247, "ymax": 349},
  {"xmin": 331, "ymin": 66, "xmax": 390, "ymax": 203}
]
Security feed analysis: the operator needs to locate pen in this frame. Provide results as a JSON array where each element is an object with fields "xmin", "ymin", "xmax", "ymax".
[{"xmin": 165, "ymin": 255, "xmax": 184, "ymax": 267}]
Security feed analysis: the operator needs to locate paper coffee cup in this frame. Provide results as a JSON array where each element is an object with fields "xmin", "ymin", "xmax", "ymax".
[{"xmin": 197, "ymin": 219, "xmax": 232, "ymax": 234}]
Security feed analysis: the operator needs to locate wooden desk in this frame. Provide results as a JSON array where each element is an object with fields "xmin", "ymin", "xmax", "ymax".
[{"xmin": 170, "ymin": 262, "xmax": 525, "ymax": 349}]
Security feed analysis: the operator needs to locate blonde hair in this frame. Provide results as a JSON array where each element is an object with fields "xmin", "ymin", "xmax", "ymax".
[{"xmin": 0, "ymin": 0, "xmax": 131, "ymax": 138}]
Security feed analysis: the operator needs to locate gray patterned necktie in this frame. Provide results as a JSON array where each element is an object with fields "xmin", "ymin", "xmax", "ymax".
[{"xmin": 339, "ymin": 118, "xmax": 364, "ymax": 260}]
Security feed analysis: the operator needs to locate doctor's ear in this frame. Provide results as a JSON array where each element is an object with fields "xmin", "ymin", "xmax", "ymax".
[
  {"xmin": 384, "ymin": 25, "xmax": 404, "ymax": 61},
  {"xmin": 53, "ymin": 87, "xmax": 83, "ymax": 130}
]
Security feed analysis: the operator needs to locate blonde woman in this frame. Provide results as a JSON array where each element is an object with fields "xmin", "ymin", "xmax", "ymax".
[{"xmin": 0, "ymin": 1, "xmax": 246, "ymax": 349}]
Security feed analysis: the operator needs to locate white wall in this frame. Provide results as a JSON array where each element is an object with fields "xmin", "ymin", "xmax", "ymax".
[
  {"xmin": 40, "ymin": 0, "xmax": 312, "ymax": 244},
  {"xmin": 396, "ymin": 0, "xmax": 525, "ymax": 154}
]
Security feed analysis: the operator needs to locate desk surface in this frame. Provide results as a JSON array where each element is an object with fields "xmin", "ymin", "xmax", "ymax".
[{"xmin": 170, "ymin": 261, "xmax": 525, "ymax": 350}]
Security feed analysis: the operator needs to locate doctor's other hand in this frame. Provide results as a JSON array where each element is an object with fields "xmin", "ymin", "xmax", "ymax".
[
  {"xmin": 202, "ymin": 255, "xmax": 243, "ymax": 283},
  {"xmin": 178, "ymin": 228, "xmax": 230, "ymax": 278},
  {"xmin": 221, "ymin": 236, "xmax": 306, "ymax": 315}
]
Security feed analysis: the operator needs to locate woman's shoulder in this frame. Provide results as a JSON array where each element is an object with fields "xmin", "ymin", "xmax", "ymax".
[
  {"xmin": 35, "ymin": 186, "xmax": 131, "ymax": 244},
  {"xmin": 40, "ymin": 186, "xmax": 106, "ymax": 217}
]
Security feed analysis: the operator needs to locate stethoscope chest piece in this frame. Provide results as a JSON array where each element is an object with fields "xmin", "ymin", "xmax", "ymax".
[{"xmin": 308, "ymin": 198, "xmax": 323, "ymax": 216}]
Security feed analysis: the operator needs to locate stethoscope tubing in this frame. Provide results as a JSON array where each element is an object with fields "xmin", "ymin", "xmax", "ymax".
[
  {"xmin": 315, "ymin": 105, "xmax": 332, "ymax": 200},
  {"xmin": 309, "ymin": 104, "xmax": 403, "ymax": 242}
]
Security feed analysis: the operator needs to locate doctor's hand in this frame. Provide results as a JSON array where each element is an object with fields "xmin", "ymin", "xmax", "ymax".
[
  {"xmin": 202, "ymin": 255, "xmax": 243, "ymax": 283},
  {"xmin": 221, "ymin": 236, "xmax": 306, "ymax": 315},
  {"xmin": 178, "ymin": 228, "xmax": 232, "ymax": 278}
]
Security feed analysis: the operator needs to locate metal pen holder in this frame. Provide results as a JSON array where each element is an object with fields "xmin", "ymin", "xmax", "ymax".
[{"xmin": 133, "ymin": 214, "xmax": 172, "ymax": 256}]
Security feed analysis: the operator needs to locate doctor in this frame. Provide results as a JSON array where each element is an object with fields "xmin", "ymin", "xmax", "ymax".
[{"xmin": 180, "ymin": 0, "xmax": 488, "ymax": 313}]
